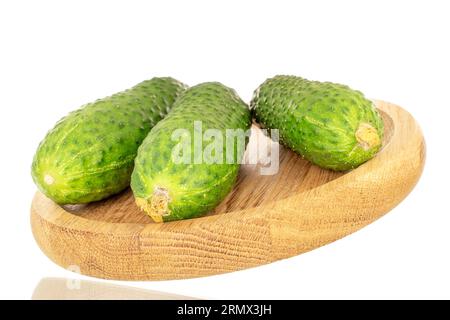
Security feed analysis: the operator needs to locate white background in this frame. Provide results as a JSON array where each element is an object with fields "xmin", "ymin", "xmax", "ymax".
[{"xmin": 0, "ymin": 0, "xmax": 449, "ymax": 299}]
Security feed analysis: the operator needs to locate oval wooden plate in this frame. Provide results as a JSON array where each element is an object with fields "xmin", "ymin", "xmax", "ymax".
[{"xmin": 31, "ymin": 100, "xmax": 425, "ymax": 281}]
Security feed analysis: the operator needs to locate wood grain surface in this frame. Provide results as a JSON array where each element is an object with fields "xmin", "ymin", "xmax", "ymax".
[{"xmin": 30, "ymin": 100, "xmax": 425, "ymax": 280}]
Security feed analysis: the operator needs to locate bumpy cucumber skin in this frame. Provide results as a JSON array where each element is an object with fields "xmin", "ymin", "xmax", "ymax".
[
  {"xmin": 131, "ymin": 82, "xmax": 251, "ymax": 222},
  {"xmin": 251, "ymin": 75, "xmax": 384, "ymax": 171},
  {"xmin": 32, "ymin": 77, "xmax": 186, "ymax": 204}
]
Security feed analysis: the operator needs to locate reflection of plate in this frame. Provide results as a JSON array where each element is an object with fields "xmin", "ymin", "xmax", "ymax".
[
  {"xmin": 31, "ymin": 101, "xmax": 425, "ymax": 281},
  {"xmin": 32, "ymin": 278, "xmax": 197, "ymax": 300}
]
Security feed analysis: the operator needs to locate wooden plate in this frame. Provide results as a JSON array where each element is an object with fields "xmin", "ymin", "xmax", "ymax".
[{"xmin": 31, "ymin": 100, "xmax": 425, "ymax": 280}]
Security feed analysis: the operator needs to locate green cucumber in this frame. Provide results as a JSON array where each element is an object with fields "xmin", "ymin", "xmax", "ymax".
[
  {"xmin": 32, "ymin": 77, "xmax": 186, "ymax": 204},
  {"xmin": 251, "ymin": 75, "xmax": 384, "ymax": 171},
  {"xmin": 131, "ymin": 82, "xmax": 251, "ymax": 222}
]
